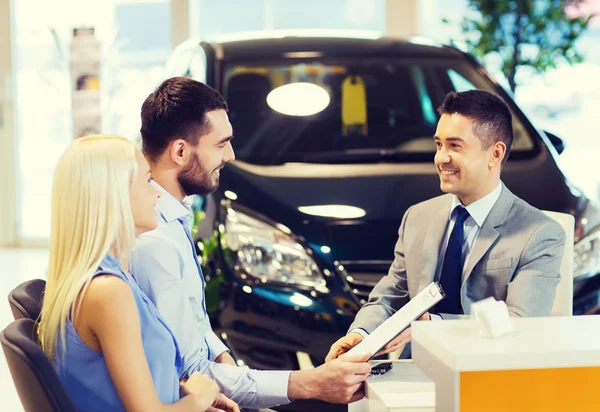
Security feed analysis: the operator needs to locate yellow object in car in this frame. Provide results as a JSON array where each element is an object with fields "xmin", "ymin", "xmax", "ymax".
[{"xmin": 341, "ymin": 75, "xmax": 368, "ymax": 136}]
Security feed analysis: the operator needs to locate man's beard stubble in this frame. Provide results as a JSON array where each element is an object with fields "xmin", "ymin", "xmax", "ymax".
[{"xmin": 177, "ymin": 152, "xmax": 222, "ymax": 196}]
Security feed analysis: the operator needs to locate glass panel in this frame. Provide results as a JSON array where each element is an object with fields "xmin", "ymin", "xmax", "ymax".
[
  {"xmin": 14, "ymin": 0, "xmax": 171, "ymax": 239},
  {"xmin": 191, "ymin": 0, "xmax": 385, "ymax": 38},
  {"xmin": 426, "ymin": 0, "xmax": 600, "ymax": 200}
]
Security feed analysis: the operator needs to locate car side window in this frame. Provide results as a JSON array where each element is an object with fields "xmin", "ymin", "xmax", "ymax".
[{"xmin": 448, "ymin": 69, "xmax": 477, "ymax": 92}]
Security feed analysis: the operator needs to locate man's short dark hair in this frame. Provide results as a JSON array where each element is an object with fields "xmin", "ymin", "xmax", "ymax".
[
  {"xmin": 140, "ymin": 77, "xmax": 228, "ymax": 163},
  {"xmin": 438, "ymin": 90, "xmax": 513, "ymax": 164}
]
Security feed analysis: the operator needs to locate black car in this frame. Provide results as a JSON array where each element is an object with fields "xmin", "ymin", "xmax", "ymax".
[{"xmin": 166, "ymin": 32, "xmax": 600, "ymax": 374}]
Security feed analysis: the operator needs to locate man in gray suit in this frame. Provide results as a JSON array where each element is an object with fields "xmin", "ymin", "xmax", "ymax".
[{"xmin": 326, "ymin": 90, "xmax": 566, "ymax": 361}]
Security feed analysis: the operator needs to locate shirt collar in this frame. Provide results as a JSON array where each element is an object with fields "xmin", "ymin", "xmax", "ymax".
[
  {"xmin": 152, "ymin": 180, "xmax": 192, "ymax": 223},
  {"xmin": 450, "ymin": 181, "xmax": 503, "ymax": 227},
  {"xmin": 100, "ymin": 254, "xmax": 121, "ymax": 271}
]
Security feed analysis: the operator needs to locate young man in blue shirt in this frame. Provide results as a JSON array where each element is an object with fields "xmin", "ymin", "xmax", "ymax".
[{"xmin": 130, "ymin": 77, "xmax": 371, "ymax": 410}]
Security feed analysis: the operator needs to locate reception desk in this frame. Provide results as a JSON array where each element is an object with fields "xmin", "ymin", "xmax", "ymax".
[
  {"xmin": 348, "ymin": 360, "xmax": 435, "ymax": 412},
  {"xmin": 412, "ymin": 316, "xmax": 600, "ymax": 412},
  {"xmin": 350, "ymin": 316, "xmax": 600, "ymax": 412}
]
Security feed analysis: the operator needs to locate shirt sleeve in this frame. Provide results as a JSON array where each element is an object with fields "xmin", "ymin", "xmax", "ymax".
[
  {"xmin": 131, "ymin": 234, "xmax": 290, "ymax": 410},
  {"xmin": 349, "ymin": 328, "xmax": 369, "ymax": 339},
  {"xmin": 206, "ymin": 330, "xmax": 229, "ymax": 361},
  {"xmin": 130, "ymin": 234, "xmax": 210, "ymax": 378},
  {"xmin": 205, "ymin": 362, "xmax": 291, "ymax": 409}
]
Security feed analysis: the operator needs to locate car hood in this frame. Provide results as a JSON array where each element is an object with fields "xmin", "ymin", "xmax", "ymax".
[{"xmin": 217, "ymin": 152, "xmax": 582, "ymax": 262}]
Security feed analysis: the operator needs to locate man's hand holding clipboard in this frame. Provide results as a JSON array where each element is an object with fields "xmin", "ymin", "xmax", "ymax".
[
  {"xmin": 325, "ymin": 282, "xmax": 444, "ymax": 362},
  {"xmin": 325, "ymin": 313, "xmax": 431, "ymax": 361},
  {"xmin": 374, "ymin": 311, "xmax": 430, "ymax": 356}
]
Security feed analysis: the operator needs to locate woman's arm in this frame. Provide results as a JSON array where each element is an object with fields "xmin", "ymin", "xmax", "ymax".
[{"xmin": 81, "ymin": 275, "xmax": 218, "ymax": 411}]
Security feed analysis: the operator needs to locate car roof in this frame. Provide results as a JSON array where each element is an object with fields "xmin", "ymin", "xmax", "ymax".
[{"xmin": 202, "ymin": 30, "xmax": 464, "ymax": 62}]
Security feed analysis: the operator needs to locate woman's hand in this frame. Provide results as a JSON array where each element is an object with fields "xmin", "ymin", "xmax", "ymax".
[
  {"xmin": 179, "ymin": 372, "xmax": 220, "ymax": 410},
  {"xmin": 207, "ymin": 393, "xmax": 240, "ymax": 412}
]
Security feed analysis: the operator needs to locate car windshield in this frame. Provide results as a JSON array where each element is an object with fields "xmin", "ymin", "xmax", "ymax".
[{"xmin": 223, "ymin": 57, "xmax": 535, "ymax": 165}]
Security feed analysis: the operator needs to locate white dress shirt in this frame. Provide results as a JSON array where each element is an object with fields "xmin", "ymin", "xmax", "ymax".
[{"xmin": 130, "ymin": 181, "xmax": 291, "ymax": 409}]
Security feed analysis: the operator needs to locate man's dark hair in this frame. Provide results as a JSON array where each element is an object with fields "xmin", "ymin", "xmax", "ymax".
[
  {"xmin": 140, "ymin": 77, "xmax": 228, "ymax": 163},
  {"xmin": 438, "ymin": 90, "xmax": 513, "ymax": 164}
]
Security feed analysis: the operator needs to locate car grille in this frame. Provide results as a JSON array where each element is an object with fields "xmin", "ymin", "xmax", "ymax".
[{"xmin": 337, "ymin": 260, "xmax": 391, "ymax": 305}]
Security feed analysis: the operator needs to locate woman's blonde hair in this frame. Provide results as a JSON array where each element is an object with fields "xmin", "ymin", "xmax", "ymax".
[{"xmin": 39, "ymin": 134, "xmax": 138, "ymax": 360}]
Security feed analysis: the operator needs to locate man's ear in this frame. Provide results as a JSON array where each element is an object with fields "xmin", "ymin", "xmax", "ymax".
[
  {"xmin": 168, "ymin": 139, "xmax": 188, "ymax": 166},
  {"xmin": 490, "ymin": 141, "xmax": 506, "ymax": 168}
]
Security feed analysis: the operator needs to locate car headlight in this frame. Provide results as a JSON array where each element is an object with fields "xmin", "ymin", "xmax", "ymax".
[
  {"xmin": 223, "ymin": 208, "xmax": 326, "ymax": 289},
  {"xmin": 574, "ymin": 230, "xmax": 600, "ymax": 279}
]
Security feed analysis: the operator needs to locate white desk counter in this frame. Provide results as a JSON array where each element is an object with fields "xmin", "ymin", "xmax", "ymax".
[
  {"xmin": 412, "ymin": 316, "xmax": 600, "ymax": 412},
  {"xmin": 349, "ymin": 360, "xmax": 435, "ymax": 412}
]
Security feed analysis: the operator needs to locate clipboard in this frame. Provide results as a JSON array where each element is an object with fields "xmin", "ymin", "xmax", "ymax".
[{"xmin": 344, "ymin": 282, "xmax": 445, "ymax": 360}]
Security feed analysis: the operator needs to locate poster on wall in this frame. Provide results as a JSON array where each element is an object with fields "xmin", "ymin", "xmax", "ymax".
[{"xmin": 69, "ymin": 27, "xmax": 101, "ymax": 139}]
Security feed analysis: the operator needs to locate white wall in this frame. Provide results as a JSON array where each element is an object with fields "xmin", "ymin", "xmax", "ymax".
[{"xmin": 0, "ymin": 0, "xmax": 18, "ymax": 246}]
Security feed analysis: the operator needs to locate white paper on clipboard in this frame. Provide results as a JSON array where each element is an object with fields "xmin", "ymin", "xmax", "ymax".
[{"xmin": 344, "ymin": 282, "xmax": 445, "ymax": 359}]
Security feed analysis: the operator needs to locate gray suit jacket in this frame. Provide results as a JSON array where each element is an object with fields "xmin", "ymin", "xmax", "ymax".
[{"xmin": 349, "ymin": 184, "xmax": 566, "ymax": 334}]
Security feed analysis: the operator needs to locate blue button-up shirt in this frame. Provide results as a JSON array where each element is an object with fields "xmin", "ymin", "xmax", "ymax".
[{"xmin": 130, "ymin": 182, "xmax": 291, "ymax": 409}]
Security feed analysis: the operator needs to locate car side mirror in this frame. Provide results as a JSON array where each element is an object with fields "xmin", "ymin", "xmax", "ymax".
[{"xmin": 544, "ymin": 131, "xmax": 565, "ymax": 155}]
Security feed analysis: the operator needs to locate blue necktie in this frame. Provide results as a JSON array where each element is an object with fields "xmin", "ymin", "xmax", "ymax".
[
  {"xmin": 178, "ymin": 217, "xmax": 207, "ymax": 316},
  {"xmin": 437, "ymin": 206, "xmax": 470, "ymax": 315}
]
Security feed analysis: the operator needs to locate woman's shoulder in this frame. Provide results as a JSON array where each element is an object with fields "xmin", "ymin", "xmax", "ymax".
[
  {"xmin": 88, "ymin": 273, "xmax": 131, "ymax": 294},
  {"xmin": 70, "ymin": 272, "xmax": 137, "ymax": 352},
  {"xmin": 82, "ymin": 274, "xmax": 136, "ymax": 319}
]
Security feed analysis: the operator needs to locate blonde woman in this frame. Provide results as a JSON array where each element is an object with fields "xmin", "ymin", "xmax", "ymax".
[{"xmin": 38, "ymin": 135, "xmax": 239, "ymax": 412}]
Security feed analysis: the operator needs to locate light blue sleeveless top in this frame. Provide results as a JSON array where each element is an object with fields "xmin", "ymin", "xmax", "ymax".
[{"xmin": 54, "ymin": 255, "xmax": 182, "ymax": 410}]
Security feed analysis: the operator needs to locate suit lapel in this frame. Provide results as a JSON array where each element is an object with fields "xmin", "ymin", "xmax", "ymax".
[
  {"xmin": 417, "ymin": 198, "xmax": 452, "ymax": 291},
  {"xmin": 463, "ymin": 225, "xmax": 500, "ymax": 282},
  {"xmin": 463, "ymin": 185, "xmax": 515, "ymax": 282}
]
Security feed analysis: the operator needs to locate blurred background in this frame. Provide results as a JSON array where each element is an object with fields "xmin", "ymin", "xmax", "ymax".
[{"xmin": 0, "ymin": 0, "xmax": 598, "ymax": 244}]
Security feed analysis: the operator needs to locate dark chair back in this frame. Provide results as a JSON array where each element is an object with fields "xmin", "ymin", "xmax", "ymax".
[
  {"xmin": 8, "ymin": 279, "xmax": 46, "ymax": 320},
  {"xmin": 0, "ymin": 318, "xmax": 76, "ymax": 412}
]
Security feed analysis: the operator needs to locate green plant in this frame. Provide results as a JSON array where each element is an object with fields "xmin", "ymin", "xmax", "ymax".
[{"xmin": 448, "ymin": 0, "xmax": 596, "ymax": 92}]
